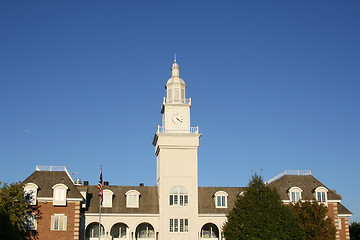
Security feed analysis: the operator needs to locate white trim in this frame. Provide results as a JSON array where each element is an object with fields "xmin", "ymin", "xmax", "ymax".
[
  {"xmin": 198, "ymin": 214, "xmax": 226, "ymax": 217},
  {"xmin": 85, "ymin": 213, "xmax": 159, "ymax": 217},
  {"xmin": 327, "ymin": 200, "xmax": 341, "ymax": 203},
  {"xmin": 38, "ymin": 197, "xmax": 83, "ymax": 202},
  {"xmin": 338, "ymin": 214, "xmax": 352, "ymax": 217},
  {"xmin": 52, "ymin": 183, "xmax": 69, "ymax": 190}
]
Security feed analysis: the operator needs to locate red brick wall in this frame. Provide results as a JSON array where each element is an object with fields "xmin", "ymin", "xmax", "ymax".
[{"xmin": 36, "ymin": 201, "xmax": 80, "ymax": 240}]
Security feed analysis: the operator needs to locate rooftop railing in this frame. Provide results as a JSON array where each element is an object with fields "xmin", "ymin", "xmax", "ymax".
[
  {"xmin": 266, "ymin": 170, "xmax": 312, "ymax": 184},
  {"xmin": 36, "ymin": 166, "xmax": 68, "ymax": 172},
  {"xmin": 157, "ymin": 126, "xmax": 199, "ymax": 134},
  {"xmin": 163, "ymin": 97, "xmax": 191, "ymax": 105}
]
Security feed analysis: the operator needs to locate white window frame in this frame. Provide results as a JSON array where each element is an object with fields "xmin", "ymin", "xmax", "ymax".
[
  {"xmin": 103, "ymin": 189, "xmax": 114, "ymax": 208},
  {"xmin": 169, "ymin": 186, "xmax": 188, "ymax": 207},
  {"xmin": 338, "ymin": 218, "xmax": 342, "ymax": 230},
  {"xmin": 170, "ymin": 218, "xmax": 188, "ymax": 233},
  {"xmin": 125, "ymin": 190, "xmax": 140, "ymax": 208},
  {"xmin": 24, "ymin": 183, "xmax": 39, "ymax": 205},
  {"xmin": 52, "ymin": 184, "xmax": 68, "ymax": 206},
  {"xmin": 214, "ymin": 191, "xmax": 228, "ymax": 208},
  {"xmin": 288, "ymin": 186, "xmax": 303, "ymax": 203},
  {"xmin": 25, "ymin": 213, "xmax": 37, "ymax": 230},
  {"xmin": 314, "ymin": 186, "xmax": 328, "ymax": 204},
  {"xmin": 51, "ymin": 214, "xmax": 67, "ymax": 231}
]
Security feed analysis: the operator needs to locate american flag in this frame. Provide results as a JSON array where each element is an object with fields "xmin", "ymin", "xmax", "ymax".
[{"xmin": 98, "ymin": 167, "xmax": 103, "ymax": 205}]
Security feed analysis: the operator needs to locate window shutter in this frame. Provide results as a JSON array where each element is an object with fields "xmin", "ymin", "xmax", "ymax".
[
  {"xmin": 63, "ymin": 216, "xmax": 67, "ymax": 231},
  {"xmin": 50, "ymin": 215, "xmax": 54, "ymax": 230}
]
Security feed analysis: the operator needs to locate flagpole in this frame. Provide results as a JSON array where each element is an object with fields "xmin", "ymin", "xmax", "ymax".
[{"xmin": 98, "ymin": 165, "xmax": 102, "ymax": 240}]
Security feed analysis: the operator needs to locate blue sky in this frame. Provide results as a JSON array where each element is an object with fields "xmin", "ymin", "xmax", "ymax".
[{"xmin": 1, "ymin": 1, "xmax": 359, "ymax": 221}]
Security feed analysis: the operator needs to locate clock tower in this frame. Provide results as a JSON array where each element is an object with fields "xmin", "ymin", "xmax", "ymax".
[{"xmin": 153, "ymin": 59, "xmax": 201, "ymax": 240}]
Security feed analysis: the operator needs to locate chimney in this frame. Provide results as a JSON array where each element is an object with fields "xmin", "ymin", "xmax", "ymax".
[
  {"xmin": 83, "ymin": 181, "xmax": 89, "ymax": 186},
  {"xmin": 140, "ymin": 183, "xmax": 144, "ymax": 186},
  {"xmin": 104, "ymin": 181, "xmax": 109, "ymax": 186}
]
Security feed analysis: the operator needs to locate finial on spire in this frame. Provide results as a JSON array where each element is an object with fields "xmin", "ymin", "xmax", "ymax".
[{"xmin": 174, "ymin": 53, "xmax": 177, "ymax": 62}]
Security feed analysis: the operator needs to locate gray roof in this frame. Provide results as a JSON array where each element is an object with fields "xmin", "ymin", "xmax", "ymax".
[
  {"xmin": 268, "ymin": 175, "xmax": 342, "ymax": 201},
  {"xmin": 23, "ymin": 171, "xmax": 83, "ymax": 199},
  {"xmin": 338, "ymin": 203, "xmax": 352, "ymax": 215},
  {"xmin": 81, "ymin": 185, "xmax": 159, "ymax": 214},
  {"xmin": 198, "ymin": 187, "xmax": 245, "ymax": 214}
]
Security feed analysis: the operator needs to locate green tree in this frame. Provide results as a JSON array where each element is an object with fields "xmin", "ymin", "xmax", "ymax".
[
  {"xmin": 223, "ymin": 174, "xmax": 304, "ymax": 240},
  {"xmin": 290, "ymin": 201, "xmax": 336, "ymax": 240},
  {"xmin": 350, "ymin": 221, "xmax": 360, "ymax": 240},
  {"xmin": 0, "ymin": 182, "xmax": 39, "ymax": 240}
]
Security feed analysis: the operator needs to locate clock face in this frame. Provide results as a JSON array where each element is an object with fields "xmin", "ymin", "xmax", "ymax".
[{"xmin": 171, "ymin": 113, "xmax": 184, "ymax": 124}]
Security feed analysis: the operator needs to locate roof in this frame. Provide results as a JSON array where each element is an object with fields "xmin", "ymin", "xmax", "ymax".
[
  {"xmin": 198, "ymin": 187, "xmax": 245, "ymax": 214},
  {"xmin": 268, "ymin": 175, "xmax": 341, "ymax": 201},
  {"xmin": 338, "ymin": 203, "xmax": 352, "ymax": 215},
  {"xmin": 23, "ymin": 171, "xmax": 83, "ymax": 199},
  {"xmin": 81, "ymin": 185, "xmax": 159, "ymax": 214}
]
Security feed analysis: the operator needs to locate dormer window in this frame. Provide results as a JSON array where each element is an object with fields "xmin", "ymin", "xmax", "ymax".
[
  {"xmin": 24, "ymin": 183, "xmax": 39, "ymax": 205},
  {"xmin": 214, "ymin": 191, "xmax": 228, "ymax": 208},
  {"xmin": 125, "ymin": 190, "xmax": 140, "ymax": 208},
  {"xmin": 288, "ymin": 187, "xmax": 303, "ymax": 203},
  {"xmin": 315, "ymin": 186, "xmax": 328, "ymax": 204},
  {"xmin": 169, "ymin": 186, "xmax": 188, "ymax": 206},
  {"xmin": 103, "ymin": 189, "xmax": 114, "ymax": 208},
  {"xmin": 52, "ymin": 184, "xmax": 68, "ymax": 206}
]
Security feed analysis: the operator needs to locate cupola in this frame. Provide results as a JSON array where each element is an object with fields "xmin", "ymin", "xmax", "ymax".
[{"xmin": 165, "ymin": 58, "xmax": 186, "ymax": 103}]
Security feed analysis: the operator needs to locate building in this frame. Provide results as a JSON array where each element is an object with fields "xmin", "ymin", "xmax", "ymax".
[{"xmin": 23, "ymin": 60, "xmax": 352, "ymax": 240}]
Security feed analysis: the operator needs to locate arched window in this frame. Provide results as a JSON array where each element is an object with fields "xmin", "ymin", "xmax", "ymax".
[
  {"xmin": 135, "ymin": 223, "xmax": 155, "ymax": 239},
  {"xmin": 52, "ymin": 183, "xmax": 68, "ymax": 206},
  {"xmin": 200, "ymin": 223, "xmax": 219, "ymax": 239},
  {"xmin": 315, "ymin": 186, "xmax": 328, "ymax": 204},
  {"xmin": 169, "ymin": 186, "xmax": 188, "ymax": 206},
  {"xmin": 103, "ymin": 189, "xmax": 114, "ymax": 208},
  {"xmin": 24, "ymin": 183, "xmax": 39, "ymax": 205},
  {"xmin": 125, "ymin": 190, "xmax": 140, "ymax": 208},
  {"xmin": 111, "ymin": 223, "xmax": 129, "ymax": 239},
  {"xmin": 288, "ymin": 187, "xmax": 303, "ymax": 203},
  {"xmin": 86, "ymin": 222, "xmax": 105, "ymax": 239},
  {"xmin": 214, "ymin": 191, "xmax": 228, "ymax": 208}
]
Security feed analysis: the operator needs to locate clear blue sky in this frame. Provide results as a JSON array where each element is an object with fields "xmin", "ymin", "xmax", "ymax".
[{"xmin": 1, "ymin": 1, "xmax": 359, "ymax": 221}]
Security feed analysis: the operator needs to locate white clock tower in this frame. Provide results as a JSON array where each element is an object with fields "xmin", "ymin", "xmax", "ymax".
[{"xmin": 153, "ymin": 59, "xmax": 201, "ymax": 240}]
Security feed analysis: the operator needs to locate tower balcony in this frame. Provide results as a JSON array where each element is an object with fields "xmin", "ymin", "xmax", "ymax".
[
  {"xmin": 157, "ymin": 125, "xmax": 199, "ymax": 134},
  {"xmin": 163, "ymin": 97, "xmax": 191, "ymax": 105}
]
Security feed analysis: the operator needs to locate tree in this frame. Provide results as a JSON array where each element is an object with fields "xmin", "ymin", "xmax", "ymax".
[
  {"xmin": 350, "ymin": 221, "xmax": 360, "ymax": 240},
  {"xmin": 0, "ymin": 182, "xmax": 39, "ymax": 240},
  {"xmin": 223, "ymin": 174, "xmax": 304, "ymax": 240},
  {"xmin": 289, "ymin": 201, "xmax": 336, "ymax": 240}
]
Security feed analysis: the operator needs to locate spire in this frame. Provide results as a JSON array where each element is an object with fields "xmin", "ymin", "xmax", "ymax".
[{"xmin": 171, "ymin": 54, "xmax": 180, "ymax": 77}]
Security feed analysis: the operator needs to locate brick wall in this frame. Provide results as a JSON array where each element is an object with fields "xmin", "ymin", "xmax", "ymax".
[{"xmin": 36, "ymin": 201, "xmax": 81, "ymax": 240}]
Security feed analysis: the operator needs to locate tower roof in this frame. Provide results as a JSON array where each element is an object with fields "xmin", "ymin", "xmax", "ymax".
[{"xmin": 166, "ymin": 59, "xmax": 186, "ymax": 86}]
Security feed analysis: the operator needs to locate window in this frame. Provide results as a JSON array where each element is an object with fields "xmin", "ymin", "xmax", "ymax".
[
  {"xmin": 52, "ymin": 184, "xmax": 68, "ymax": 206},
  {"xmin": 86, "ymin": 223, "xmax": 105, "ymax": 238},
  {"xmin": 51, "ymin": 214, "xmax": 67, "ymax": 231},
  {"xmin": 317, "ymin": 192, "xmax": 326, "ymax": 203},
  {"xmin": 135, "ymin": 223, "xmax": 155, "ymax": 238},
  {"xmin": 25, "ymin": 213, "xmax": 37, "ymax": 230},
  {"xmin": 170, "ymin": 219, "xmax": 188, "ymax": 233},
  {"xmin": 125, "ymin": 190, "xmax": 140, "ymax": 208},
  {"xmin": 288, "ymin": 187, "xmax": 303, "ymax": 203},
  {"xmin": 315, "ymin": 187, "xmax": 328, "ymax": 204},
  {"xmin": 201, "ymin": 223, "xmax": 219, "ymax": 238},
  {"xmin": 214, "ymin": 191, "xmax": 228, "ymax": 208},
  {"xmin": 338, "ymin": 218, "xmax": 342, "ymax": 230},
  {"xmin": 24, "ymin": 183, "xmax": 38, "ymax": 205},
  {"xmin": 111, "ymin": 223, "xmax": 129, "ymax": 239},
  {"xmin": 169, "ymin": 186, "xmax": 188, "ymax": 206},
  {"xmin": 103, "ymin": 189, "xmax": 114, "ymax": 208}
]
